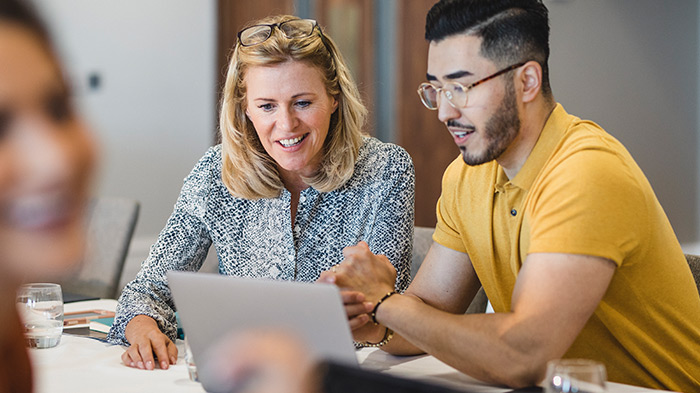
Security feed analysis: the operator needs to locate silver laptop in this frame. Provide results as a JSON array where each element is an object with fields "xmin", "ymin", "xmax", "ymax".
[{"xmin": 168, "ymin": 271, "xmax": 358, "ymax": 389}]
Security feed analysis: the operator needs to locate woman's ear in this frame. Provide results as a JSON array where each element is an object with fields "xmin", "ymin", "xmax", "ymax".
[
  {"xmin": 519, "ymin": 61, "xmax": 543, "ymax": 103},
  {"xmin": 332, "ymin": 96, "xmax": 339, "ymax": 113}
]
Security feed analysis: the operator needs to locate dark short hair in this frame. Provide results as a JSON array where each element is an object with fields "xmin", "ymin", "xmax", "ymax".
[
  {"xmin": 0, "ymin": 0, "xmax": 51, "ymax": 44},
  {"xmin": 426, "ymin": 0, "xmax": 551, "ymax": 95}
]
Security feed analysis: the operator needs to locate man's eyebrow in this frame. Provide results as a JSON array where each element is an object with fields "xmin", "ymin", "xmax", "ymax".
[
  {"xmin": 445, "ymin": 70, "xmax": 473, "ymax": 80},
  {"xmin": 426, "ymin": 70, "xmax": 474, "ymax": 82}
]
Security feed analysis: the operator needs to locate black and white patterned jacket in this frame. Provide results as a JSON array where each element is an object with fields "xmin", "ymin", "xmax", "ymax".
[{"xmin": 107, "ymin": 137, "xmax": 415, "ymax": 345}]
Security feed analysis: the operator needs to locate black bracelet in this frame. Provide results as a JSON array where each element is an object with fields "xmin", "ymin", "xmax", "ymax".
[
  {"xmin": 370, "ymin": 291, "xmax": 397, "ymax": 325},
  {"xmin": 359, "ymin": 327, "xmax": 394, "ymax": 348}
]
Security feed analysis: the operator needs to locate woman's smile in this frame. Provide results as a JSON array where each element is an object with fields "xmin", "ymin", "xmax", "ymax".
[{"xmin": 278, "ymin": 133, "xmax": 309, "ymax": 148}]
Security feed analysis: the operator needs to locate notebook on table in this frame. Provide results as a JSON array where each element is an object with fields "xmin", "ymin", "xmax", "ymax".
[{"xmin": 168, "ymin": 271, "xmax": 358, "ymax": 391}]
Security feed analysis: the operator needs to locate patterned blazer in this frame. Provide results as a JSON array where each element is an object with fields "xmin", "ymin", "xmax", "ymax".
[{"xmin": 108, "ymin": 137, "xmax": 415, "ymax": 344}]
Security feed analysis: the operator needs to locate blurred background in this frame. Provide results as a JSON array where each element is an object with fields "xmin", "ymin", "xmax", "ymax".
[{"xmin": 33, "ymin": 0, "xmax": 700, "ymax": 285}]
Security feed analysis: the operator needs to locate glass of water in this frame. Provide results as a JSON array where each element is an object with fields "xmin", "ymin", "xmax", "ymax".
[
  {"xmin": 184, "ymin": 335, "xmax": 199, "ymax": 382},
  {"xmin": 16, "ymin": 283, "xmax": 64, "ymax": 348},
  {"xmin": 544, "ymin": 358, "xmax": 607, "ymax": 393}
]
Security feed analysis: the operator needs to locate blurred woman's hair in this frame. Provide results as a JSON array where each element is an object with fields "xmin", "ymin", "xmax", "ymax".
[
  {"xmin": 219, "ymin": 14, "xmax": 367, "ymax": 199},
  {"xmin": 0, "ymin": 0, "xmax": 54, "ymax": 52}
]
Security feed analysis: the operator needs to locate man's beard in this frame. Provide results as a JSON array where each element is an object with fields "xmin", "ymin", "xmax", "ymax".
[{"xmin": 461, "ymin": 80, "xmax": 521, "ymax": 166}]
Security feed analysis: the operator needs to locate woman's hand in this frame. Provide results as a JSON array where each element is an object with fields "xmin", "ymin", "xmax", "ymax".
[{"xmin": 122, "ymin": 315, "xmax": 178, "ymax": 370}]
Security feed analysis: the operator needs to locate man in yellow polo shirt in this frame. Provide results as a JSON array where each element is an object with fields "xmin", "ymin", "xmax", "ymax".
[{"xmin": 325, "ymin": 0, "xmax": 700, "ymax": 391}]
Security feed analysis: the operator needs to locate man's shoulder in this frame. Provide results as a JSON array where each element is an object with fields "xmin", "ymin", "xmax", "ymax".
[
  {"xmin": 549, "ymin": 106, "xmax": 628, "ymax": 158},
  {"xmin": 547, "ymin": 120, "xmax": 638, "ymax": 184}
]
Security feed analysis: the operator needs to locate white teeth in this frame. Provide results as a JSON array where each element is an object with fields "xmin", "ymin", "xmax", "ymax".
[
  {"xmin": 6, "ymin": 194, "xmax": 72, "ymax": 230},
  {"xmin": 279, "ymin": 135, "xmax": 305, "ymax": 147},
  {"xmin": 452, "ymin": 129, "xmax": 474, "ymax": 139}
]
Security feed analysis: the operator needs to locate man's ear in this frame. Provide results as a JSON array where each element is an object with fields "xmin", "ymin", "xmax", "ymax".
[{"xmin": 519, "ymin": 61, "xmax": 543, "ymax": 103}]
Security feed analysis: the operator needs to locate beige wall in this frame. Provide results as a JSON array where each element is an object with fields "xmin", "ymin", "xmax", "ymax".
[{"xmin": 547, "ymin": 0, "xmax": 699, "ymax": 244}]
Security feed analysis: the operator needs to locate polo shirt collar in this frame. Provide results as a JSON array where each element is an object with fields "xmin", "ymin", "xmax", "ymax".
[{"xmin": 508, "ymin": 103, "xmax": 568, "ymax": 191}]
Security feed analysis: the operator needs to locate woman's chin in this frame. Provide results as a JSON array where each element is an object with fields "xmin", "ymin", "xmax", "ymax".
[{"xmin": 3, "ymin": 223, "xmax": 86, "ymax": 282}]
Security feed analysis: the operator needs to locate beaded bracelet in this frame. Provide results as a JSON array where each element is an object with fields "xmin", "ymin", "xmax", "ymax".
[
  {"xmin": 370, "ymin": 291, "xmax": 397, "ymax": 325},
  {"xmin": 359, "ymin": 327, "xmax": 394, "ymax": 348}
]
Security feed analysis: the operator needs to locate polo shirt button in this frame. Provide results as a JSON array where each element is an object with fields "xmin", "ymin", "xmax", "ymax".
[
  {"xmin": 299, "ymin": 195, "xmax": 307, "ymax": 203},
  {"xmin": 510, "ymin": 208, "xmax": 517, "ymax": 216},
  {"xmin": 288, "ymin": 254, "xmax": 295, "ymax": 262}
]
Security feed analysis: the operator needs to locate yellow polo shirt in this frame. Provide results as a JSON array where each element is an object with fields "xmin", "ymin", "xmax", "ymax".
[{"xmin": 434, "ymin": 104, "xmax": 700, "ymax": 392}]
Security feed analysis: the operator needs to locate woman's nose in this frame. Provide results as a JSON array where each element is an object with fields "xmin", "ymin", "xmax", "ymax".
[
  {"xmin": 276, "ymin": 107, "xmax": 298, "ymax": 132},
  {"xmin": 15, "ymin": 115, "xmax": 72, "ymax": 188}
]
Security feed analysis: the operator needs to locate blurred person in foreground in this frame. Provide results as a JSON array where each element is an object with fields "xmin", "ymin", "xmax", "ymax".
[
  {"xmin": 199, "ymin": 330, "xmax": 468, "ymax": 393},
  {"xmin": 321, "ymin": 0, "xmax": 700, "ymax": 391},
  {"xmin": 108, "ymin": 14, "xmax": 414, "ymax": 371},
  {"xmin": 0, "ymin": 0, "xmax": 96, "ymax": 391}
]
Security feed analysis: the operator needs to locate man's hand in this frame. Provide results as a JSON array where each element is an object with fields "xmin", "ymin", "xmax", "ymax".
[
  {"xmin": 318, "ymin": 241, "xmax": 397, "ymax": 342},
  {"xmin": 122, "ymin": 315, "xmax": 178, "ymax": 370},
  {"xmin": 317, "ymin": 275, "xmax": 376, "ymax": 339},
  {"xmin": 333, "ymin": 241, "xmax": 397, "ymax": 303},
  {"xmin": 337, "ymin": 291, "xmax": 373, "ymax": 330}
]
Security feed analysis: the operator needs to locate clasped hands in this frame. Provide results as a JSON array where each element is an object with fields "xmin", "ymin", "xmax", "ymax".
[{"xmin": 317, "ymin": 241, "xmax": 397, "ymax": 342}]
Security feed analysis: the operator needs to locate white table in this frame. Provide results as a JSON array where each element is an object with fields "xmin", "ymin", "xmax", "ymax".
[{"xmin": 29, "ymin": 299, "xmax": 671, "ymax": 393}]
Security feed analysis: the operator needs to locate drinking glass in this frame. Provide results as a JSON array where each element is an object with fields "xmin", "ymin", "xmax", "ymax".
[
  {"xmin": 544, "ymin": 359, "xmax": 607, "ymax": 393},
  {"xmin": 184, "ymin": 335, "xmax": 199, "ymax": 382},
  {"xmin": 16, "ymin": 283, "xmax": 64, "ymax": 348}
]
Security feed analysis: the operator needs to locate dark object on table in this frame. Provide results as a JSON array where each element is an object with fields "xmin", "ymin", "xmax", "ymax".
[
  {"xmin": 506, "ymin": 387, "xmax": 542, "ymax": 393},
  {"xmin": 62, "ymin": 292, "xmax": 99, "ymax": 303}
]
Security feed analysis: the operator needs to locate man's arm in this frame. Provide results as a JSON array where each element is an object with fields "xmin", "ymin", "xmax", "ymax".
[
  {"xmin": 375, "ymin": 252, "xmax": 615, "ymax": 388},
  {"xmin": 324, "ymin": 241, "xmax": 481, "ymax": 354}
]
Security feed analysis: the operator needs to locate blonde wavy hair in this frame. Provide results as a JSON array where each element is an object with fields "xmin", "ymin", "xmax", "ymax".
[{"xmin": 219, "ymin": 15, "xmax": 367, "ymax": 199}]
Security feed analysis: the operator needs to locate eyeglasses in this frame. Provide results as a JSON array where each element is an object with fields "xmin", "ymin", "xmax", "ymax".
[
  {"xmin": 416, "ymin": 62, "xmax": 527, "ymax": 110},
  {"xmin": 237, "ymin": 19, "xmax": 321, "ymax": 47}
]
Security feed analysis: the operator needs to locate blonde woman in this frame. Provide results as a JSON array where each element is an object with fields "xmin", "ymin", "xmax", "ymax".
[{"xmin": 109, "ymin": 15, "xmax": 415, "ymax": 370}]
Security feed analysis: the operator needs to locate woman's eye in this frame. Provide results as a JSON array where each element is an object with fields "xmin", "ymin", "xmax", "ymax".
[
  {"xmin": 0, "ymin": 109, "xmax": 11, "ymax": 140},
  {"xmin": 45, "ymin": 92, "xmax": 73, "ymax": 123},
  {"xmin": 258, "ymin": 103, "xmax": 274, "ymax": 111},
  {"xmin": 295, "ymin": 100, "xmax": 311, "ymax": 108}
]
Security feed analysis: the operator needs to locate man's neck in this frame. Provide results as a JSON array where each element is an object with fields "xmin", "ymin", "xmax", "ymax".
[{"xmin": 498, "ymin": 98, "xmax": 556, "ymax": 180}]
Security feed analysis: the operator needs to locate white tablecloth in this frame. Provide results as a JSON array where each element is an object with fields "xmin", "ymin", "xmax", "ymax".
[{"xmin": 28, "ymin": 299, "xmax": 671, "ymax": 393}]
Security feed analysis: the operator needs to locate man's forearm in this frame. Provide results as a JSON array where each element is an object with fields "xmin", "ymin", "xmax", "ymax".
[
  {"xmin": 372, "ymin": 294, "xmax": 429, "ymax": 356},
  {"xmin": 375, "ymin": 294, "xmax": 546, "ymax": 388}
]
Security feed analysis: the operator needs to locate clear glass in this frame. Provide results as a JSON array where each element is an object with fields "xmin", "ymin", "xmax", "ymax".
[
  {"xmin": 16, "ymin": 283, "xmax": 64, "ymax": 348},
  {"xmin": 417, "ymin": 82, "xmax": 468, "ymax": 109},
  {"xmin": 184, "ymin": 336, "xmax": 199, "ymax": 382},
  {"xmin": 544, "ymin": 359, "xmax": 607, "ymax": 393}
]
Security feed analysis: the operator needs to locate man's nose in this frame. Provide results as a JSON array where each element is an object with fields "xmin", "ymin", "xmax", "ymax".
[{"xmin": 437, "ymin": 95, "xmax": 461, "ymax": 124}]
